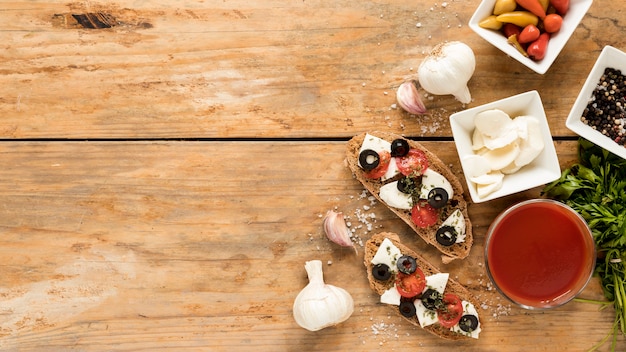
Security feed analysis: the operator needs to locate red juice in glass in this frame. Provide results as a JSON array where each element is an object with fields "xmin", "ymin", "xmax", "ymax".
[{"xmin": 485, "ymin": 199, "xmax": 596, "ymax": 309}]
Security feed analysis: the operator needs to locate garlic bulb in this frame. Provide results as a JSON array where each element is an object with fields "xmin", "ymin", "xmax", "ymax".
[
  {"xmin": 323, "ymin": 210, "xmax": 357, "ymax": 255},
  {"xmin": 293, "ymin": 260, "xmax": 354, "ymax": 331},
  {"xmin": 418, "ymin": 41, "xmax": 476, "ymax": 104},
  {"xmin": 396, "ymin": 80, "xmax": 427, "ymax": 115}
]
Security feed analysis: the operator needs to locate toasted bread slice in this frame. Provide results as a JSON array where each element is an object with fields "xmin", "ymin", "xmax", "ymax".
[
  {"xmin": 364, "ymin": 232, "xmax": 481, "ymax": 340},
  {"xmin": 346, "ymin": 131, "xmax": 472, "ymax": 261}
]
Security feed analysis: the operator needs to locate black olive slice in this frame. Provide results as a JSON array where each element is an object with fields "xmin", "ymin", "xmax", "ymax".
[
  {"xmin": 399, "ymin": 301, "xmax": 417, "ymax": 318},
  {"xmin": 421, "ymin": 288, "xmax": 443, "ymax": 310},
  {"xmin": 458, "ymin": 314, "xmax": 479, "ymax": 332},
  {"xmin": 359, "ymin": 149, "xmax": 380, "ymax": 171},
  {"xmin": 390, "ymin": 139, "xmax": 410, "ymax": 157},
  {"xmin": 427, "ymin": 187, "xmax": 449, "ymax": 209},
  {"xmin": 436, "ymin": 225, "xmax": 458, "ymax": 246},
  {"xmin": 397, "ymin": 177, "xmax": 418, "ymax": 194},
  {"xmin": 372, "ymin": 263, "xmax": 391, "ymax": 281},
  {"xmin": 396, "ymin": 255, "xmax": 417, "ymax": 274}
]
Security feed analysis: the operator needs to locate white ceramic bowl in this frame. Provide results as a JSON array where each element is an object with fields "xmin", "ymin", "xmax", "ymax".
[
  {"xmin": 450, "ymin": 91, "xmax": 561, "ymax": 203},
  {"xmin": 469, "ymin": 0, "xmax": 594, "ymax": 74},
  {"xmin": 565, "ymin": 46, "xmax": 626, "ymax": 160}
]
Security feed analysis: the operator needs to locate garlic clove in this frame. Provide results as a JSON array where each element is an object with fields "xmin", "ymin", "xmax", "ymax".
[
  {"xmin": 323, "ymin": 210, "xmax": 358, "ymax": 255},
  {"xmin": 453, "ymin": 85, "xmax": 472, "ymax": 105},
  {"xmin": 293, "ymin": 260, "xmax": 354, "ymax": 331},
  {"xmin": 396, "ymin": 80, "xmax": 427, "ymax": 115}
]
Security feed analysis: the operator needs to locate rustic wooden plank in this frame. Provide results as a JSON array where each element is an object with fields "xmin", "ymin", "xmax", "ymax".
[
  {"xmin": 0, "ymin": 140, "xmax": 623, "ymax": 351},
  {"xmin": 0, "ymin": 1, "xmax": 622, "ymax": 139}
]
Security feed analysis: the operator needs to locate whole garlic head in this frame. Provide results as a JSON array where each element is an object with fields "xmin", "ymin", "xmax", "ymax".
[
  {"xmin": 418, "ymin": 41, "xmax": 476, "ymax": 104},
  {"xmin": 293, "ymin": 260, "xmax": 354, "ymax": 331}
]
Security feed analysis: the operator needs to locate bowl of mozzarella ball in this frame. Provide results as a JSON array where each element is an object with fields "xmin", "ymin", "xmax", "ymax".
[{"xmin": 450, "ymin": 90, "xmax": 561, "ymax": 203}]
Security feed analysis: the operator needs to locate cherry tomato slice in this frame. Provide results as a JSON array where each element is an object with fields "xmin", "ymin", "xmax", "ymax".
[
  {"xmin": 395, "ymin": 267, "xmax": 426, "ymax": 298},
  {"xmin": 437, "ymin": 293, "xmax": 464, "ymax": 328},
  {"xmin": 396, "ymin": 149, "xmax": 429, "ymax": 177},
  {"xmin": 411, "ymin": 201, "xmax": 439, "ymax": 228},
  {"xmin": 364, "ymin": 151, "xmax": 391, "ymax": 179}
]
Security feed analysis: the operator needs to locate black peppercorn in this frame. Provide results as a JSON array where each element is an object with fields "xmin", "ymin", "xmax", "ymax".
[{"xmin": 581, "ymin": 68, "xmax": 626, "ymax": 147}]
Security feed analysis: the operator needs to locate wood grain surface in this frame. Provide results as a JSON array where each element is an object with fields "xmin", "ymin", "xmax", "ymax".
[
  {"xmin": 0, "ymin": 141, "xmax": 621, "ymax": 351},
  {"xmin": 0, "ymin": 0, "xmax": 623, "ymax": 139},
  {"xmin": 1, "ymin": 0, "xmax": 625, "ymax": 351}
]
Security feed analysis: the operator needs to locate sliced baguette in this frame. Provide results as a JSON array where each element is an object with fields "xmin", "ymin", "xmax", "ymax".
[
  {"xmin": 346, "ymin": 131, "xmax": 472, "ymax": 261},
  {"xmin": 364, "ymin": 232, "xmax": 481, "ymax": 340}
]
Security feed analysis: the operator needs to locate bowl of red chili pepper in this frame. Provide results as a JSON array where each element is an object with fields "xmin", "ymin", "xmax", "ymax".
[
  {"xmin": 469, "ymin": 0, "xmax": 593, "ymax": 74},
  {"xmin": 565, "ymin": 46, "xmax": 626, "ymax": 160}
]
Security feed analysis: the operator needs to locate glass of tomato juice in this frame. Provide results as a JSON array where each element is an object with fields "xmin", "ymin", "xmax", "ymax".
[{"xmin": 485, "ymin": 199, "xmax": 596, "ymax": 309}]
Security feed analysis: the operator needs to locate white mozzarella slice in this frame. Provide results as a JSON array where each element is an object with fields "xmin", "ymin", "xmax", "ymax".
[
  {"xmin": 513, "ymin": 116, "xmax": 545, "ymax": 168},
  {"xmin": 358, "ymin": 133, "xmax": 399, "ymax": 181},
  {"xmin": 380, "ymin": 284, "xmax": 402, "ymax": 305},
  {"xmin": 514, "ymin": 115, "xmax": 529, "ymax": 140},
  {"xmin": 471, "ymin": 128, "xmax": 485, "ymax": 151},
  {"xmin": 371, "ymin": 238, "xmax": 402, "ymax": 274},
  {"xmin": 476, "ymin": 177, "xmax": 504, "ymax": 198},
  {"xmin": 379, "ymin": 182, "xmax": 412, "ymax": 210},
  {"xmin": 382, "ymin": 160, "xmax": 400, "ymax": 181},
  {"xmin": 480, "ymin": 141, "xmax": 520, "ymax": 171},
  {"xmin": 419, "ymin": 169, "xmax": 454, "ymax": 200},
  {"xmin": 462, "ymin": 154, "xmax": 491, "ymax": 179},
  {"xmin": 474, "ymin": 109, "xmax": 514, "ymax": 138},
  {"xmin": 425, "ymin": 273, "xmax": 449, "ymax": 294},
  {"xmin": 500, "ymin": 161, "xmax": 522, "ymax": 174},
  {"xmin": 451, "ymin": 300, "xmax": 482, "ymax": 339},
  {"xmin": 470, "ymin": 170, "xmax": 504, "ymax": 185},
  {"xmin": 414, "ymin": 299, "xmax": 439, "ymax": 328},
  {"xmin": 359, "ymin": 133, "xmax": 391, "ymax": 160},
  {"xmin": 440, "ymin": 209, "xmax": 466, "ymax": 244},
  {"xmin": 482, "ymin": 128, "xmax": 519, "ymax": 150}
]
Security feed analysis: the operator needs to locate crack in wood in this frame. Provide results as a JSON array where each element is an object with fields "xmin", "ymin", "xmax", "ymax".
[
  {"xmin": 51, "ymin": 12, "xmax": 152, "ymax": 30},
  {"xmin": 71, "ymin": 13, "xmax": 116, "ymax": 29}
]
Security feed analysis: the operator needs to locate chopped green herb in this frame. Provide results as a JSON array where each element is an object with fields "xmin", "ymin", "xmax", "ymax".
[{"xmin": 543, "ymin": 138, "xmax": 626, "ymax": 352}]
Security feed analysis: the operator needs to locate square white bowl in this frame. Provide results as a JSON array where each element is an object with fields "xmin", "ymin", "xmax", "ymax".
[
  {"xmin": 566, "ymin": 46, "xmax": 626, "ymax": 160},
  {"xmin": 469, "ymin": 0, "xmax": 593, "ymax": 74},
  {"xmin": 450, "ymin": 91, "xmax": 561, "ymax": 203}
]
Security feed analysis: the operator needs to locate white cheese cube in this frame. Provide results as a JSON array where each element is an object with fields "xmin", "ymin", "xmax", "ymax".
[
  {"xmin": 380, "ymin": 284, "xmax": 402, "ymax": 306},
  {"xmin": 451, "ymin": 300, "xmax": 482, "ymax": 339},
  {"xmin": 425, "ymin": 273, "xmax": 449, "ymax": 294},
  {"xmin": 358, "ymin": 133, "xmax": 399, "ymax": 180},
  {"xmin": 440, "ymin": 209, "xmax": 466, "ymax": 244},
  {"xmin": 414, "ymin": 299, "xmax": 438, "ymax": 327},
  {"xmin": 379, "ymin": 182, "xmax": 412, "ymax": 210},
  {"xmin": 419, "ymin": 169, "xmax": 454, "ymax": 200},
  {"xmin": 371, "ymin": 238, "xmax": 402, "ymax": 274}
]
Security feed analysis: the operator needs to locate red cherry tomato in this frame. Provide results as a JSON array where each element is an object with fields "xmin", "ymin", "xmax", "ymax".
[
  {"xmin": 501, "ymin": 23, "xmax": 521, "ymax": 38},
  {"xmin": 395, "ymin": 267, "xmax": 426, "ymax": 298},
  {"xmin": 437, "ymin": 293, "xmax": 464, "ymax": 328},
  {"xmin": 396, "ymin": 149, "xmax": 429, "ymax": 177},
  {"xmin": 364, "ymin": 151, "xmax": 391, "ymax": 179},
  {"xmin": 549, "ymin": 0, "xmax": 569, "ymax": 15},
  {"xmin": 543, "ymin": 14, "xmax": 563, "ymax": 33},
  {"xmin": 518, "ymin": 24, "xmax": 540, "ymax": 44},
  {"xmin": 411, "ymin": 201, "xmax": 439, "ymax": 228},
  {"xmin": 527, "ymin": 32, "xmax": 549, "ymax": 61}
]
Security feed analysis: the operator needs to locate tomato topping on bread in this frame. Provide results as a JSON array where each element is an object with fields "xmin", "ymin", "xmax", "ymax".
[
  {"xmin": 364, "ymin": 233, "xmax": 482, "ymax": 340},
  {"xmin": 346, "ymin": 132, "xmax": 473, "ymax": 261}
]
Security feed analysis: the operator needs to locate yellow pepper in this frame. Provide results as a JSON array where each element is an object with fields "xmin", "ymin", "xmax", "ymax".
[
  {"xmin": 507, "ymin": 34, "xmax": 529, "ymax": 57},
  {"xmin": 493, "ymin": 0, "xmax": 517, "ymax": 15},
  {"xmin": 479, "ymin": 15, "xmax": 503, "ymax": 30},
  {"xmin": 496, "ymin": 11, "xmax": 539, "ymax": 27}
]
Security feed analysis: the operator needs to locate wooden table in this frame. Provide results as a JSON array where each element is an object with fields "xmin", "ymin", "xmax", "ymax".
[{"xmin": 0, "ymin": 1, "xmax": 624, "ymax": 350}]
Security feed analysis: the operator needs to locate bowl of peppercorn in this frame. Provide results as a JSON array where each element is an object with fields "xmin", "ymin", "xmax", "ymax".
[{"xmin": 566, "ymin": 46, "xmax": 626, "ymax": 160}]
